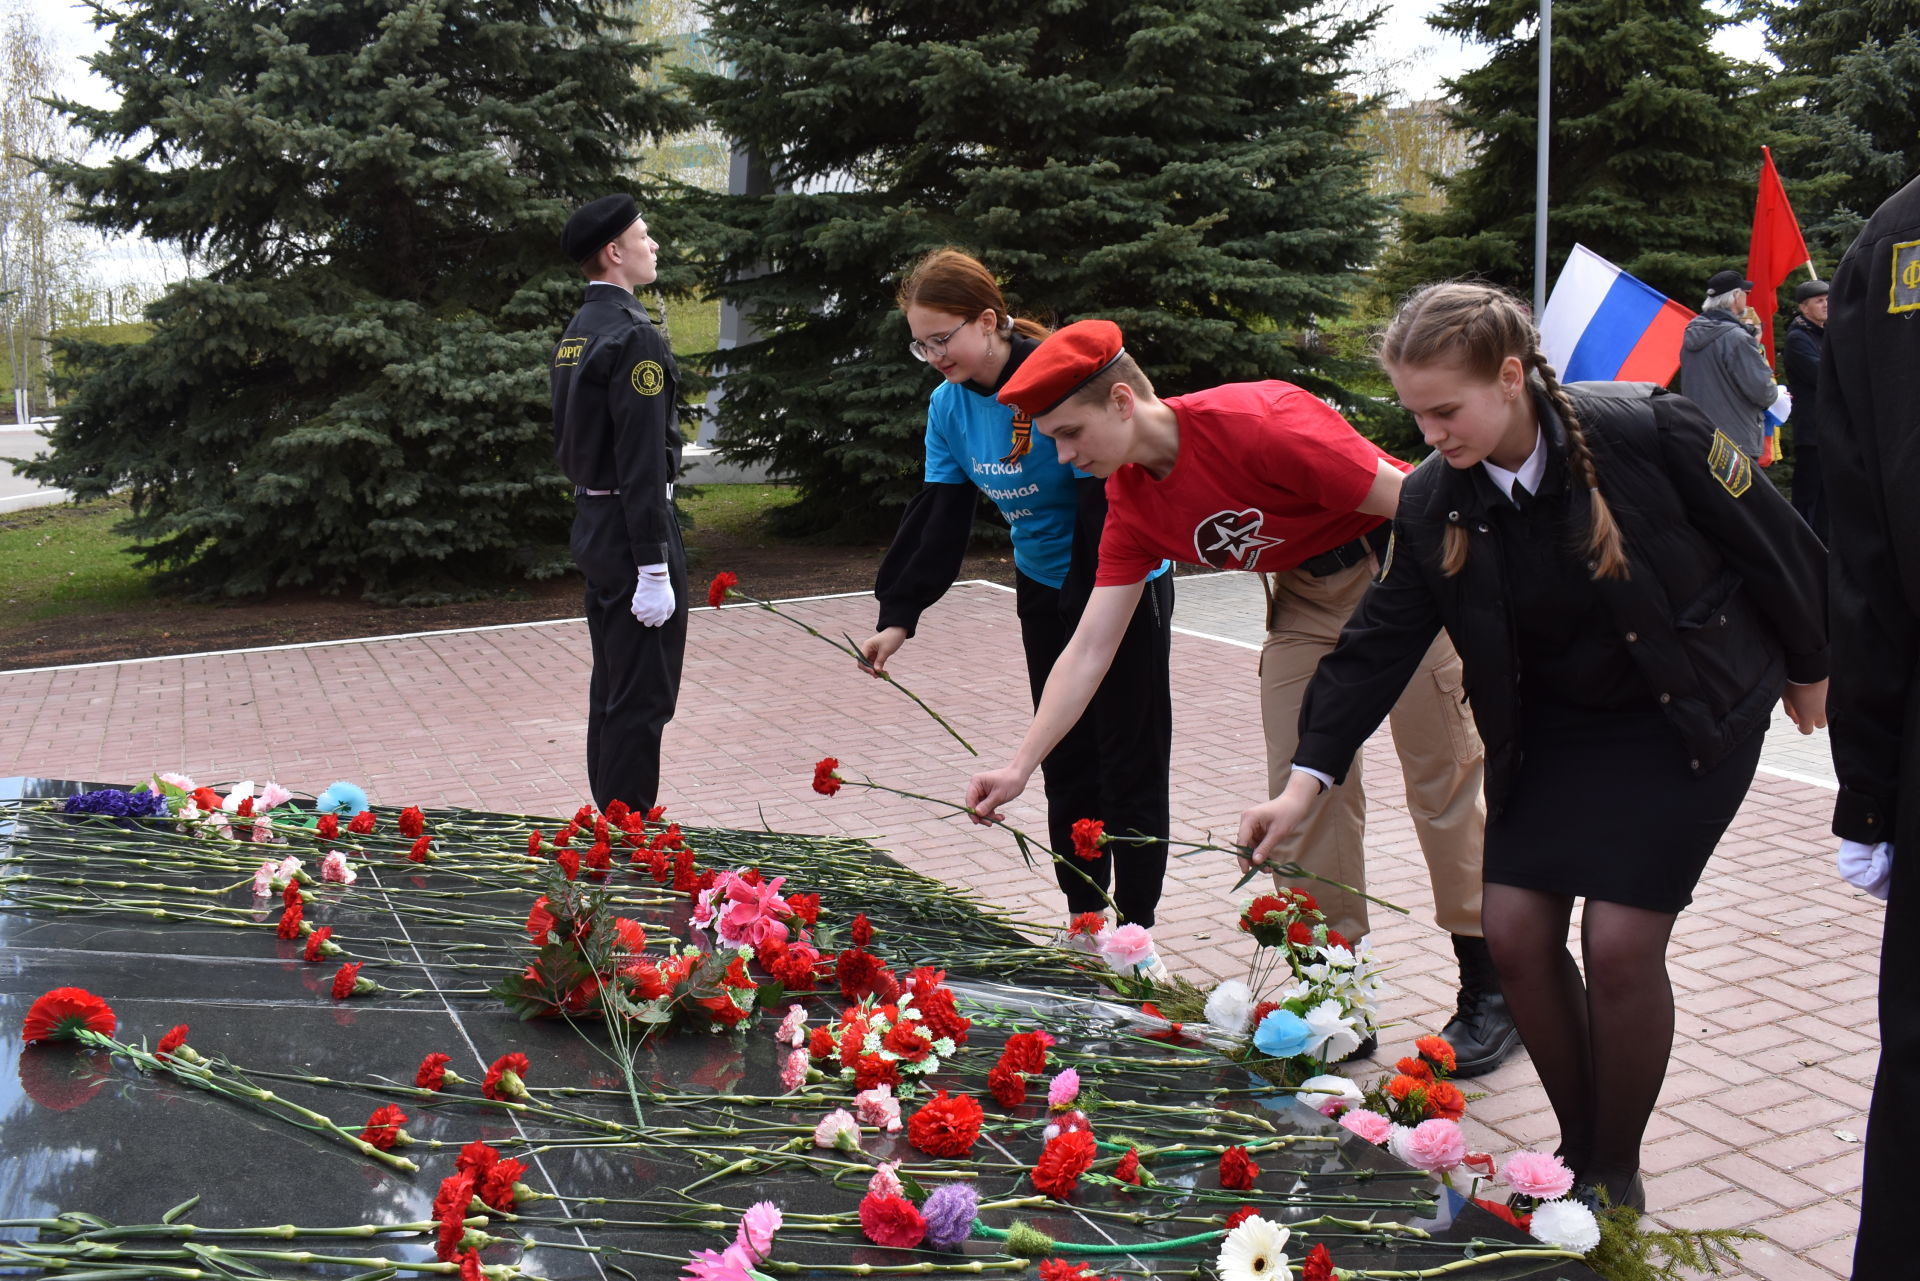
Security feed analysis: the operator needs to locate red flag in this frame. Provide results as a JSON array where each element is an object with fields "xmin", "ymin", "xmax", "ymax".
[{"xmin": 1747, "ymin": 146, "xmax": 1812, "ymax": 369}]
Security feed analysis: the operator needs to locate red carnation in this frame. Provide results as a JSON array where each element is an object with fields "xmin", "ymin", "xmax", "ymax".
[
  {"xmin": 282, "ymin": 880, "xmax": 302, "ymax": 910},
  {"xmin": 407, "ymin": 836, "xmax": 431, "ymax": 863},
  {"xmin": 852, "ymin": 1053, "xmax": 901, "ymax": 1092},
  {"xmin": 417, "ymin": 1052, "xmax": 452, "ymax": 1090},
  {"xmin": 1032, "ymin": 1128, "xmax": 1097, "ymax": 1198},
  {"xmin": 556, "ymin": 850, "xmax": 580, "ymax": 881},
  {"xmin": 808, "ymin": 1025, "xmax": 835, "ymax": 1058},
  {"xmin": 1219, "ymin": 1145, "xmax": 1260, "ymax": 1190},
  {"xmin": 988, "ymin": 1062, "xmax": 1027, "ymax": 1107},
  {"xmin": 1287, "ymin": 921, "xmax": 1314, "ymax": 946},
  {"xmin": 697, "ymin": 993, "xmax": 752, "ymax": 1028},
  {"xmin": 434, "ymin": 1174, "xmax": 476, "ymax": 1260},
  {"xmin": 1250, "ymin": 1000, "xmax": 1282, "ymax": 1029},
  {"xmin": 585, "ymin": 842, "xmax": 612, "ymax": 874},
  {"xmin": 554, "ymin": 822, "xmax": 575, "ymax": 847},
  {"xmin": 908, "ymin": 1090, "xmax": 985, "ymax": 1157},
  {"xmin": 236, "ymin": 796, "xmax": 255, "ymax": 819},
  {"xmin": 915, "ymin": 985, "xmax": 971, "ymax": 1045},
  {"xmin": 1037, "ymin": 1263, "xmax": 1101, "ymax": 1281},
  {"xmin": 811, "ymin": 757, "xmax": 842, "ymax": 796},
  {"xmin": 787, "ymin": 891, "xmax": 820, "ymax": 926},
  {"xmin": 1302, "ymin": 1243, "xmax": 1336, "ymax": 1281},
  {"xmin": 397, "ymin": 806, "xmax": 425, "ymax": 839},
  {"xmin": 155, "ymin": 1024, "xmax": 190, "ymax": 1061},
  {"xmin": 331, "ymin": 962, "xmax": 364, "ymax": 1000},
  {"xmin": 707, "ymin": 571, "xmax": 739, "ymax": 608},
  {"xmin": 671, "ymin": 845, "xmax": 698, "ymax": 892},
  {"xmin": 459, "ymin": 1251, "xmax": 483, "ymax": 1281},
  {"xmin": 317, "ymin": 812, "xmax": 339, "ymax": 840},
  {"xmin": 1070, "ymin": 817, "xmax": 1106, "ymax": 860},
  {"xmin": 1068, "ymin": 911, "xmax": 1107, "ymax": 937},
  {"xmin": 303, "ymin": 925, "xmax": 334, "ymax": 962},
  {"xmin": 1114, "ymin": 1147, "xmax": 1142, "ymax": 1184},
  {"xmin": 347, "ymin": 810, "xmax": 376, "ymax": 835},
  {"xmin": 1417, "ymin": 1035, "xmax": 1458, "ymax": 1074},
  {"xmin": 850, "ymin": 912, "xmax": 874, "ymax": 947},
  {"xmin": 857, "ymin": 1192, "xmax": 926, "ymax": 1249},
  {"xmin": 360, "ymin": 1103, "xmax": 409, "ymax": 1150},
  {"xmin": 837, "ymin": 948, "xmax": 890, "ymax": 1000},
  {"xmin": 1001, "ymin": 1029, "xmax": 1053, "ymax": 1075},
  {"xmin": 527, "ymin": 829, "xmax": 542, "ymax": 856},
  {"xmin": 277, "ymin": 899, "xmax": 304, "ymax": 939},
  {"xmin": 526, "ymin": 896, "xmax": 556, "ymax": 944},
  {"xmin": 1242, "ymin": 893, "xmax": 1287, "ymax": 926},
  {"xmin": 483, "ymin": 1052, "xmax": 530, "ymax": 1101},
  {"xmin": 1326, "ymin": 929, "xmax": 1351, "ymax": 950},
  {"xmin": 1223, "ymin": 1204, "xmax": 1260, "ymax": 1230},
  {"xmin": 882, "ymin": 1020, "xmax": 933, "ymax": 1064},
  {"xmin": 479, "ymin": 1157, "xmax": 527, "ymax": 1210}
]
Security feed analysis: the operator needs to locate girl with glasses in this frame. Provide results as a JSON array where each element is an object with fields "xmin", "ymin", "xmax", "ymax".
[{"xmin": 858, "ymin": 249, "xmax": 1175, "ymax": 945}]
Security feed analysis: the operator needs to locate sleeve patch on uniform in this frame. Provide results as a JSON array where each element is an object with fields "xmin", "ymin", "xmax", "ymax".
[
  {"xmin": 630, "ymin": 360, "xmax": 666, "ymax": 395},
  {"xmin": 553, "ymin": 338, "xmax": 585, "ymax": 367},
  {"xmin": 1708, "ymin": 429, "xmax": 1753, "ymax": 497},
  {"xmin": 1892, "ymin": 239, "xmax": 1920, "ymax": 314}
]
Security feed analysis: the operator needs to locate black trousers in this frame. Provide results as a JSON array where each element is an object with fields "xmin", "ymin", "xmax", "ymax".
[
  {"xmin": 1855, "ymin": 782, "xmax": 1920, "ymax": 1276},
  {"xmin": 1016, "ymin": 570, "xmax": 1174, "ymax": 927},
  {"xmin": 572, "ymin": 498, "xmax": 688, "ymax": 814},
  {"xmin": 1790, "ymin": 444, "xmax": 1829, "ymax": 544}
]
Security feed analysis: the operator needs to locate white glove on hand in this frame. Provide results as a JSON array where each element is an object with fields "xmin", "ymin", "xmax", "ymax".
[
  {"xmin": 1837, "ymin": 839, "xmax": 1894, "ymax": 901},
  {"xmin": 630, "ymin": 563, "xmax": 674, "ymax": 627}
]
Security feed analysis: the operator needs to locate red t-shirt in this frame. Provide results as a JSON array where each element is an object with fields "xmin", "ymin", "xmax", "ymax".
[{"xmin": 1094, "ymin": 381, "xmax": 1407, "ymax": 586}]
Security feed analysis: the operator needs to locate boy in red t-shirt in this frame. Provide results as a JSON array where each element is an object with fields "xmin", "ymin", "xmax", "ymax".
[{"xmin": 964, "ymin": 320, "xmax": 1514, "ymax": 1075}]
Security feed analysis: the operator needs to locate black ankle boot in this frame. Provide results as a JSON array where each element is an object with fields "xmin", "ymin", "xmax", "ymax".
[{"xmin": 1441, "ymin": 934, "xmax": 1521, "ymax": 1077}]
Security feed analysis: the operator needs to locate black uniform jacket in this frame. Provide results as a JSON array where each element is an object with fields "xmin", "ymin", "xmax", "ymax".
[
  {"xmin": 1295, "ymin": 383, "xmax": 1828, "ymax": 819},
  {"xmin": 1822, "ymin": 174, "xmax": 1920, "ymax": 846},
  {"xmin": 551, "ymin": 284, "xmax": 681, "ymax": 569},
  {"xmin": 1784, "ymin": 314, "xmax": 1823, "ymax": 449}
]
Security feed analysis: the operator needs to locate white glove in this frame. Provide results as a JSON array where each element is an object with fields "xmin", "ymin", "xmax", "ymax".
[
  {"xmin": 1837, "ymin": 839, "xmax": 1894, "ymax": 901},
  {"xmin": 630, "ymin": 563, "xmax": 674, "ymax": 627}
]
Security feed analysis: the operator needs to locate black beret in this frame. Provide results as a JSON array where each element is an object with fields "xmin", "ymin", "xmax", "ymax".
[
  {"xmin": 562, "ymin": 194, "xmax": 639, "ymax": 264},
  {"xmin": 1706, "ymin": 268, "xmax": 1754, "ymax": 295},
  {"xmin": 1794, "ymin": 279, "xmax": 1830, "ymax": 303}
]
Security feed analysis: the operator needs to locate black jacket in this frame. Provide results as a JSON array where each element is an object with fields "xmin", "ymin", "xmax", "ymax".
[
  {"xmin": 1783, "ymin": 314, "xmax": 1823, "ymax": 450},
  {"xmin": 1822, "ymin": 174, "xmax": 1920, "ymax": 847},
  {"xmin": 1295, "ymin": 384, "xmax": 1828, "ymax": 818},
  {"xmin": 550, "ymin": 284, "xmax": 681, "ymax": 569}
]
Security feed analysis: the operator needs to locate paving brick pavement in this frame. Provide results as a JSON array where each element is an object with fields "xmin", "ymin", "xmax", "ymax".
[{"xmin": 0, "ymin": 577, "xmax": 1878, "ymax": 1276}]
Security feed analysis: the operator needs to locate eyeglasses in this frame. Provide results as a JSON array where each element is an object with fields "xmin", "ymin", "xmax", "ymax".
[{"xmin": 907, "ymin": 317, "xmax": 975, "ymax": 363}]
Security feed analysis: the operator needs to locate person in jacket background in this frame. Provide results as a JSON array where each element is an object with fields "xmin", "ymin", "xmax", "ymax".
[
  {"xmin": 1239, "ymin": 281, "xmax": 1827, "ymax": 1212},
  {"xmin": 1782, "ymin": 279, "xmax": 1829, "ymax": 540},
  {"xmin": 1678, "ymin": 269, "xmax": 1779, "ymax": 461}
]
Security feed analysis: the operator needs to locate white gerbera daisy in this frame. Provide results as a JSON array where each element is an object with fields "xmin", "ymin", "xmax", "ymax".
[
  {"xmin": 1215, "ymin": 1213, "xmax": 1290, "ymax": 1281},
  {"xmin": 1529, "ymin": 1198, "xmax": 1602, "ymax": 1253}
]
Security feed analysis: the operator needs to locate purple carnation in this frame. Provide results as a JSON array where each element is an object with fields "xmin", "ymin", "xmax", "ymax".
[
  {"xmin": 921, "ymin": 1181, "xmax": 978, "ymax": 1251},
  {"xmin": 63, "ymin": 788, "xmax": 168, "ymax": 821}
]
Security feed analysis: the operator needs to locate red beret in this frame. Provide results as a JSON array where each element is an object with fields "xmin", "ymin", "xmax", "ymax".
[{"xmin": 996, "ymin": 319, "xmax": 1127, "ymax": 417}]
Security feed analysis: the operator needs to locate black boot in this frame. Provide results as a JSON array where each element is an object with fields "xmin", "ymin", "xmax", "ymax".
[{"xmin": 1441, "ymin": 934, "xmax": 1521, "ymax": 1077}]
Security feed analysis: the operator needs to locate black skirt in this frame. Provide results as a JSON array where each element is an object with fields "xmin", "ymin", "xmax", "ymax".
[{"xmin": 1482, "ymin": 705, "xmax": 1766, "ymax": 912}]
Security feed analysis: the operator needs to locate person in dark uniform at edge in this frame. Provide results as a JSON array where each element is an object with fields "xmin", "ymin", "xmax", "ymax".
[
  {"xmin": 550, "ymin": 195, "xmax": 686, "ymax": 814},
  {"xmin": 1824, "ymin": 172, "xmax": 1920, "ymax": 1280},
  {"xmin": 1782, "ymin": 279, "xmax": 1829, "ymax": 542}
]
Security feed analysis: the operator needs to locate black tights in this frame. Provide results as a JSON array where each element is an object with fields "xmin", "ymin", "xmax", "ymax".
[{"xmin": 1481, "ymin": 883, "xmax": 1680, "ymax": 1201}]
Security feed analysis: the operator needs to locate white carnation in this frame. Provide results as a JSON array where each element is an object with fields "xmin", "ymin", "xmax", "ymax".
[
  {"xmin": 1529, "ymin": 1198, "xmax": 1602, "ymax": 1253},
  {"xmin": 1204, "ymin": 979, "xmax": 1257, "ymax": 1036},
  {"xmin": 1295, "ymin": 1074, "xmax": 1363, "ymax": 1113}
]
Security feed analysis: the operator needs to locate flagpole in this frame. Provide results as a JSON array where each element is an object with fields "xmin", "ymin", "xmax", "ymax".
[{"xmin": 1533, "ymin": 0, "xmax": 1552, "ymax": 314}]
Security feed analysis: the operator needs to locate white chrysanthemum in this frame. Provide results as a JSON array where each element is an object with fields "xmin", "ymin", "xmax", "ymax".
[
  {"xmin": 1204, "ymin": 979, "xmax": 1257, "ymax": 1036},
  {"xmin": 1295, "ymin": 1074, "xmax": 1363, "ymax": 1113},
  {"xmin": 1302, "ymin": 997, "xmax": 1361, "ymax": 1061},
  {"xmin": 1529, "ymin": 1198, "xmax": 1602, "ymax": 1253},
  {"xmin": 1215, "ymin": 1214, "xmax": 1290, "ymax": 1281}
]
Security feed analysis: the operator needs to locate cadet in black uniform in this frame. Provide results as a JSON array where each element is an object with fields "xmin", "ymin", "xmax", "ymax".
[
  {"xmin": 1823, "ymin": 173, "xmax": 1920, "ymax": 1279},
  {"xmin": 551, "ymin": 195, "xmax": 686, "ymax": 814}
]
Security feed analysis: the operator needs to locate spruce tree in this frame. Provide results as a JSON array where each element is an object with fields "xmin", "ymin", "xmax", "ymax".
[
  {"xmin": 1766, "ymin": 1, "xmax": 1920, "ymax": 261},
  {"xmin": 26, "ymin": 0, "xmax": 692, "ymax": 602},
  {"xmin": 1381, "ymin": 0, "xmax": 1763, "ymax": 306},
  {"xmin": 666, "ymin": 0, "xmax": 1387, "ymax": 533}
]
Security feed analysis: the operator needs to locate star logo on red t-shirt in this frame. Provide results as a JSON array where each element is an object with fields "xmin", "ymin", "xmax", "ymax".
[{"xmin": 1194, "ymin": 508, "xmax": 1288, "ymax": 569}]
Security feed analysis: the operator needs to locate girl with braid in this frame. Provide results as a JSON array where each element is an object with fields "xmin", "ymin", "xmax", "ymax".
[{"xmin": 1240, "ymin": 282, "xmax": 1828, "ymax": 1210}]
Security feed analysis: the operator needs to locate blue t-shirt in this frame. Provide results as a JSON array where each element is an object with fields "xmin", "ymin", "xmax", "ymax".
[{"xmin": 923, "ymin": 380, "xmax": 1083, "ymax": 588}]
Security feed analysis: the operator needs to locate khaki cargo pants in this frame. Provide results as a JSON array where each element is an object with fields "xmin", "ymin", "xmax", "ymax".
[{"xmin": 1258, "ymin": 557, "xmax": 1487, "ymax": 942}]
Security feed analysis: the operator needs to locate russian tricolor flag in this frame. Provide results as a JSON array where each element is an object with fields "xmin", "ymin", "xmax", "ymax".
[{"xmin": 1539, "ymin": 245, "xmax": 1696, "ymax": 386}]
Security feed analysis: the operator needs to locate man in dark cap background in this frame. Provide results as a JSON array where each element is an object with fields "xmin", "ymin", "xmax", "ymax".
[
  {"xmin": 550, "ymin": 194, "xmax": 686, "ymax": 814},
  {"xmin": 1677, "ymin": 268, "xmax": 1779, "ymax": 461},
  {"xmin": 1783, "ymin": 278, "xmax": 1829, "ymax": 540}
]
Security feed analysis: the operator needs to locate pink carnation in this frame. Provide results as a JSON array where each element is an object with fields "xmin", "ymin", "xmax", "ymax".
[
  {"xmin": 1047, "ymin": 1067, "xmax": 1082, "ymax": 1107},
  {"xmin": 259, "ymin": 782, "xmax": 294, "ymax": 810},
  {"xmin": 867, "ymin": 1160, "xmax": 904, "ymax": 1200},
  {"xmin": 1098, "ymin": 923, "xmax": 1156, "ymax": 970},
  {"xmin": 779, "ymin": 1048, "xmax": 809, "ymax": 1093},
  {"xmin": 252, "ymin": 860, "xmax": 278, "ymax": 897},
  {"xmin": 855, "ymin": 1083, "xmax": 903, "ymax": 1132},
  {"xmin": 1500, "ymin": 1150, "xmax": 1575, "ymax": 1200},
  {"xmin": 321, "ymin": 851, "xmax": 357, "ymax": 885},
  {"xmin": 1339, "ymin": 1107, "xmax": 1393, "ymax": 1145},
  {"xmin": 735, "ymin": 1201, "xmax": 782, "ymax": 1263},
  {"xmin": 776, "ymin": 1004, "xmax": 808, "ymax": 1047},
  {"xmin": 1398, "ymin": 1118, "xmax": 1468, "ymax": 1174},
  {"xmin": 812, "ymin": 1108, "xmax": 860, "ymax": 1149}
]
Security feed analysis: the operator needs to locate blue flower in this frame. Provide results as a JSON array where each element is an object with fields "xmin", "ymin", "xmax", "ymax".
[
  {"xmin": 1253, "ymin": 1007, "xmax": 1314, "ymax": 1059},
  {"xmin": 315, "ymin": 781, "xmax": 369, "ymax": 815},
  {"xmin": 62, "ymin": 788, "xmax": 167, "ymax": 823}
]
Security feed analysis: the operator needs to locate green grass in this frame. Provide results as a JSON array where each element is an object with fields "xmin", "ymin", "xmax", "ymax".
[
  {"xmin": 678, "ymin": 482, "xmax": 798, "ymax": 539},
  {"xmin": 0, "ymin": 500, "xmax": 155, "ymax": 620}
]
